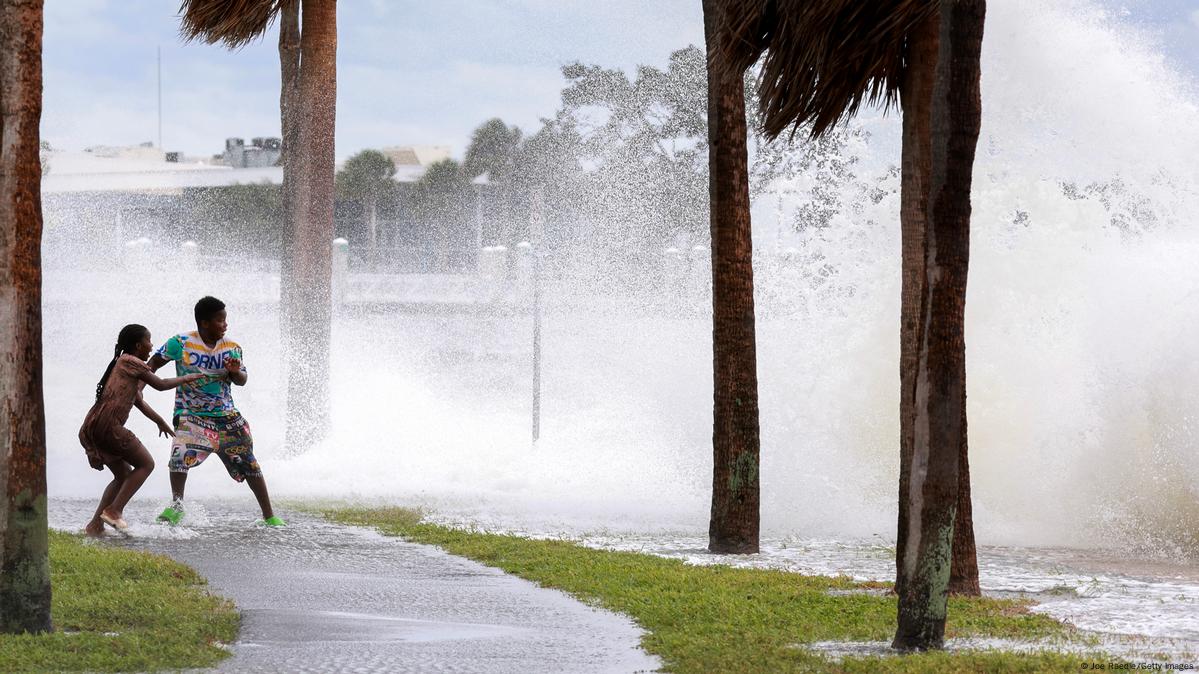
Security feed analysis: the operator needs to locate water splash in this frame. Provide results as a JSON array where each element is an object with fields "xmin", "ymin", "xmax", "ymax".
[{"xmin": 43, "ymin": 0, "xmax": 1199, "ymax": 561}]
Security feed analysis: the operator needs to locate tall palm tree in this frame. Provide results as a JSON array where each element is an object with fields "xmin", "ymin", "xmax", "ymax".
[
  {"xmin": 896, "ymin": 10, "xmax": 939, "ymax": 606},
  {"xmin": 896, "ymin": 7, "xmax": 980, "ymax": 602},
  {"xmin": 0, "ymin": 0, "xmax": 52, "ymax": 635},
  {"xmin": 718, "ymin": 0, "xmax": 986, "ymax": 649},
  {"xmin": 893, "ymin": 2, "xmax": 986, "ymax": 646},
  {"xmin": 703, "ymin": 0, "xmax": 761, "ymax": 554},
  {"xmin": 180, "ymin": 0, "xmax": 337, "ymax": 450}
]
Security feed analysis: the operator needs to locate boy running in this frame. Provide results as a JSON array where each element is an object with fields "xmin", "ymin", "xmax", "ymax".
[{"xmin": 150, "ymin": 296, "xmax": 285, "ymax": 526}]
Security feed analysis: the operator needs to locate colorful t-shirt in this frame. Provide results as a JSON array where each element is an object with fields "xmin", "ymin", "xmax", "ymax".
[{"xmin": 155, "ymin": 331, "xmax": 246, "ymax": 418}]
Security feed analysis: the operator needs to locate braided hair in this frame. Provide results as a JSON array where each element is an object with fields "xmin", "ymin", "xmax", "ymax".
[{"xmin": 95, "ymin": 324, "xmax": 149, "ymax": 401}]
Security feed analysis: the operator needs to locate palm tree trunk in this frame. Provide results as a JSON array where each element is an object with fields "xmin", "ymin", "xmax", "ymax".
[
  {"xmin": 282, "ymin": 0, "xmax": 336, "ymax": 450},
  {"xmin": 896, "ymin": 9, "xmax": 938, "ymax": 602},
  {"xmin": 0, "ymin": 0, "xmax": 52, "ymax": 635},
  {"xmin": 949, "ymin": 412, "xmax": 979, "ymax": 595},
  {"xmin": 897, "ymin": 5, "xmax": 981, "ymax": 603},
  {"xmin": 942, "ymin": 0, "xmax": 980, "ymax": 599},
  {"xmin": 893, "ymin": 0, "xmax": 986, "ymax": 651},
  {"xmin": 703, "ymin": 0, "xmax": 760, "ymax": 554},
  {"xmin": 278, "ymin": 0, "xmax": 299, "ymax": 258},
  {"xmin": 277, "ymin": 0, "xmax": 306, "ymax": 451}
]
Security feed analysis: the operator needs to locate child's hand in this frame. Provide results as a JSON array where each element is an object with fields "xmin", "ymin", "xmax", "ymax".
[
  {"xmin": 157, "ymin": 420, "xmax": 176, "ymax": 438},
  {"xmin": 225, "ymin": 356, "xmax": 242, "ymax": 374},
  {"xmin": 182, "ymin": 373, "xmax": 206, "ymax": 384}
]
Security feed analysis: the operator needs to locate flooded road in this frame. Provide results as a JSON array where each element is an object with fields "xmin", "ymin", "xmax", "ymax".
[
  {"xmin": 50, "ymin": 493, "xmax": 1199, "ymax": 667},
  {"xmin": 419, "ymin": 507, "xmax": 1199, "ymax": 664}
]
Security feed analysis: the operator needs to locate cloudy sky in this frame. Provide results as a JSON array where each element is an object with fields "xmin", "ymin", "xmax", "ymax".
[{"xmin": 41, "ymin": 1, "xmax": 1199, "ymax": 161}]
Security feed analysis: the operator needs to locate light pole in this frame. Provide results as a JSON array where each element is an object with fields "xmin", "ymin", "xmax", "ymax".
[
  {"xmin": 530, "ymin": 189, "xmax": 545, "ymax": 443},
  {"xmin": 471, "ymin": 171, "xmax": 490, "ymax": 271}
]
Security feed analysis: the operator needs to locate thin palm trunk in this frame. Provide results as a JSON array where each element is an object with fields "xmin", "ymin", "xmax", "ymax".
[
  {"xmin": 893, "ymin": 0, "xmax": 986, "ymax": 650},
  {"xmin": 0, "ymin": 0, "xmax": 51, "ymax": 634},
  {"xmin": 277, "ymin": 0, "xmax": 306, "ymax": 450},
  {"xmin": 703, "ymin": 0, "xmax": 760, "ymax": 554},
  {"xmin": 278, "ymin": 0, "xmax": 299, "ymax": 260},
  {"xmin": 282, "ymin": 0, "xmax": 335, "ymax": 450}
]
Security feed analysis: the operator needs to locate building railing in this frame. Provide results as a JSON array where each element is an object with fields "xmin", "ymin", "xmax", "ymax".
[{"xmin": 47, "ymin": 236, "xmax": 850, "ymax": 318}]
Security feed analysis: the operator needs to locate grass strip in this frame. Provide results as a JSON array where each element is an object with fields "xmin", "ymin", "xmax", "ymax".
[
  {"xmin": 0, "ymin": 530, "xmax": 238, "ymax": 673},
  {"xmin": 319, "ymin": 505, "xmax": 1105, "ymax": 673}
]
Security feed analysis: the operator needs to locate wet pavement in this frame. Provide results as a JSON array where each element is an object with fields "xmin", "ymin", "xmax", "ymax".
[{"xmin": 49, "ymin": 499, "xmax": 660, "ymax": 673}]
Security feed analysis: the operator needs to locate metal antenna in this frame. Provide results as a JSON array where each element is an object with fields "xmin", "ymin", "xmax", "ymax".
[{"xmin": 157, "ymin": 46, "xmax": 163, "ymax": 149}]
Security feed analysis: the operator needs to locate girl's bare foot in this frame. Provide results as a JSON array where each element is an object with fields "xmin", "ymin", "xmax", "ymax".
[
  {"xmin": 99, "ymin": 509, "xmax": 129, "ymax": 530},
  {"xmin": 84, "ymin": 521, "xmax": 105, "ymax": 537}
]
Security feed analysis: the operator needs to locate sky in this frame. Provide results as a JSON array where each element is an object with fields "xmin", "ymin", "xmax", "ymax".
[{"xmin": 41, "ymin": 0, "xmax": 1199, "ymax": 162}]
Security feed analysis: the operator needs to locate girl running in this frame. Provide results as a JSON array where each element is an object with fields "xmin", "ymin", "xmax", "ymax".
[{"xmin": 79, "ymin": 324, "xmax": 203, "ymax": 534}]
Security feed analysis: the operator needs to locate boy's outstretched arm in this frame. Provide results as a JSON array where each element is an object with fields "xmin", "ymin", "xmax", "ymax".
[
  {"xmin": 139, "ymin": 370, "xmax": 204, "ymax": 392},
  {"xmin": 134, "ymin": 394, "xmax": 175, "ymax": 437}
]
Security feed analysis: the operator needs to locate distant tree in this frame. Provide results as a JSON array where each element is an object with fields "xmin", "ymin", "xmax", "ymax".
[
  {"xmin": 0, "ymin": 0, "xmax": 52, "ymax": 635},
  {"xmin": 464, "ymin": 118, "xmax": 522, "ymax": 181},
  {"xmin": 464, "ymin": 119, "xmax": 523, "ymax": 243},
  {"xmin": 336, "ymin": 149, "xmax": 396, "ymax": 257},
  {"xmin": 485, "ymin": 44, "xmax": 875, "ymax": 264},
  {"xmin": 519, "ymin": 45, "xmax": 863, "ymax": 251},
  {"xmin": 1061, "ymin": 177, "xmax": 1163, "ymax": 233},
  {"xmin": 747, "ymin": 113, "xmax": 871, "ymax": 232},
  {"xmin": 554, "ymin": 46, "xmax": 709, "ymax": 247},
  {"xmin": 188, "ymin": 182, "xmax": 282, "ymax": 257},
  {"xmin": 38, "ymin": 140, "xmax": 50, "ymax": 176},
  {"xmin": 412, "ymin": 159, "xmax": 470, "ymax": 218},
  {"xmin": 510, "ymin": 120, "xmax": 586, "ymax": 248},
  {"xmin": 568, "ymin": 47, "xmax": 705, "ymax": 242},
  {"xmin": 410, "ymin": 159, "xmax": 471, "ymax": 268}
]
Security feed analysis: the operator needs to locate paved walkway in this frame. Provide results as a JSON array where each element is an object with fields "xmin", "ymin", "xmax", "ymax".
[{"xmin": 51, "ymin": 500, "xmax": 660, "ymax": 673}]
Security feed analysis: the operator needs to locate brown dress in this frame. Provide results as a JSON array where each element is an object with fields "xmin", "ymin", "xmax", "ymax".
[{"xmin": 78, "ymin": 354, "xmax": 151, "ymax": 469}]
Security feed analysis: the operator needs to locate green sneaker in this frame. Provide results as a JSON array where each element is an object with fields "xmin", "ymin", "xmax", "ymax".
[
  {"xmin": 156, "ymin": 505, "xmax": 183, "ymax": 526},
  {"xmin": 262, "ymin": 515, "xmax": 286, "ymax": 527}
]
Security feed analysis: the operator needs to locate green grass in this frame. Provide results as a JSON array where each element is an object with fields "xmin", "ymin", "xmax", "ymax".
[
  {"xmin": 319, "ymin": 506, "xmax": 1105, "ymax": 673},
  {"xmin": 0, "ymin": 530, "xmax": 238, "ymax": 672}
]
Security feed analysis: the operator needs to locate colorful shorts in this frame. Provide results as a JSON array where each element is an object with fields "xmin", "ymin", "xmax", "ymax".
[{"xmin": 168, "ymin": 414, "xmax": 262, "ymax": 482}]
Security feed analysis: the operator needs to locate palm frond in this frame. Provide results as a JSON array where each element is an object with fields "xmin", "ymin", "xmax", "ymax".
[
  {"xmin": 717, "ymin": 0, "xmax": 937, "ymax": 140},
  {"xmin": 178, "ymin": 0, "xmax": 282, "ymax": 49}
]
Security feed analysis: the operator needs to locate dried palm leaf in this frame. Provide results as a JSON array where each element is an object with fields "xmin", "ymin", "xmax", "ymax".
[
  {"xmin": 716, "ymin": 0, "xmax": 937, "ymax": 139},
  {"xmin": 178, "ymin": 0, "xmax": 282, "ymax": 48}
]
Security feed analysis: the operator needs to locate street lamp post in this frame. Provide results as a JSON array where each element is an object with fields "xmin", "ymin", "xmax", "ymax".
[{"xmin": 471, "ymin": 172, "xmax": 490, "ymax": 272}]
